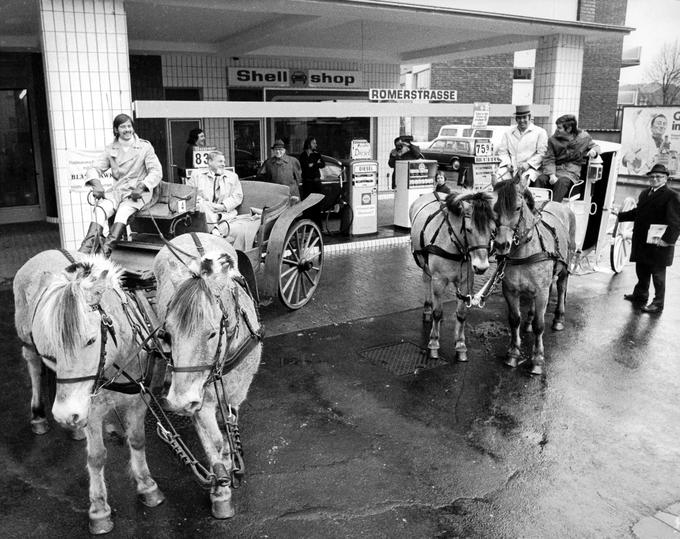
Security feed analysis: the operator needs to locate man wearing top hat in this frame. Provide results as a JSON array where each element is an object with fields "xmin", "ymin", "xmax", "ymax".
[
  {"xmin": 496, "ymin": 104, "xmax": 548, "ymax": 187},
  {"xmin": 257, "ymin": 139, "xmax": 303, "ymax": 199},
  {"xmin": 618, "ymin": 164, "xmax": 680, "ymax": 313}
]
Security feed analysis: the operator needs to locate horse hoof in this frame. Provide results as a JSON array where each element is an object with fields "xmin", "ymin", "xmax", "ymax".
[
  {"xmin": 423, "ymin": 313, "xmax": 432, "ymax": 323},
  {"xmin": 427, "ymin": 349, "xmax": 439, "ymax": 360},
  {"xmin": 456, "ymin": 350, "xmax": 468, "ymax": 362},
  {"xmin": 552, "ymin": 321, "xmax": 565, "ymax": 331},
  {"xmin": 530, "ymin": 364, "xmax": 544, "ymax": 376},
  {"xmin": 505, "ymin": 356, "xmax": 519, "ymax": 368},
  {"xmin": 31, "ymin": 417, "xmax": 50, "ymax": 435},
  {"xmin": 70, "ymin": 427, "xmax": 86, "ymax": 441},
  {"xmin": 139, "ymin": 487, "xmax": 165, "ymax": 507},
  {"xmin": 89, "ymin": 515, "xmax": 114, "ymax": 535},
  {"xmin": 212, "ymin": 498, "xmax": 235, "ymax": 519}
]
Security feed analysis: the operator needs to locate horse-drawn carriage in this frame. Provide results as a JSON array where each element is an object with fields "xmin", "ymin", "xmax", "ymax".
[
  {"xmin": 114, "ymin": 179, "xmax": 325, "ymax": 310},
  {"xmin": 411, "ymin": 141, "xmax": 628, "ymax": 375},
  {"xmin": 12, "ymin": 180, "xmax": 326, "ymax": 533}
]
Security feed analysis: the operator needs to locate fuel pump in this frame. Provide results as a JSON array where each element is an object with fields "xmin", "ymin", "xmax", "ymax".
[
  {"xmin": 393, "ymin": 159, "xmax": 438, "ymax": 228},
  {"xmin": 346, "ymin": 159, "xmax": 378, "ymax": 235}
]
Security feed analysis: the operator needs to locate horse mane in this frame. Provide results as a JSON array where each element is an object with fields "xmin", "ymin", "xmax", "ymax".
[
  {"xmin": 446, "ymin": 191, "xmax": 495, "ymax": 232},
  {"xmin": 494, "ymin": 178, "xmax": 536, "ymax": 216},
  {"xmin": 35, "ymin": 258, "xmax": 122, "ymax": 363},
  {"xmin": 166, "ymin": 275, "xmax": 216, "ymax": 335}
]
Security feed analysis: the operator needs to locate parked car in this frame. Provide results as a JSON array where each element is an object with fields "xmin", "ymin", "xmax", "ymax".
[
  {"xmin": 420, "ymin": 136, "xmax": 499, "ymax": 190},
  {"xmin": 436, "ymin": 124, "xmax": 508, "ymax": 152}
]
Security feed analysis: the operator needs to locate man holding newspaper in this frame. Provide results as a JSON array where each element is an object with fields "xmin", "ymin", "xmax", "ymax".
[{"xmin": 618, "ymin": 164, "xmax": 680, "ymax": 314}]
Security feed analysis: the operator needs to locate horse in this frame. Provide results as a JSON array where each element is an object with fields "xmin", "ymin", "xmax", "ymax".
[
  {"xmin": 153, "ymin": 232, "xmax": 263, "ymax": 519},
  {"xmin": 493, "ymin": 178, "xmax": 576, "ymax": 375},
  {"xmin": 13, "ymin": 250, "xmax": 165, "ymax": 535},
  {"xmin": 410, "ymin": 190, "xmax": 496, "ymax": 361}
]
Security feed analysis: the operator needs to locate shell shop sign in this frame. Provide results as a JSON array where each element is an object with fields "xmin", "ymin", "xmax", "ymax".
[{"xmin": 228, "ymin": 67, "xmax": 362, "ymax": 88}]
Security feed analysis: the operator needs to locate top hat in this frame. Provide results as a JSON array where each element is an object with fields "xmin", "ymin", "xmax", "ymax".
[
  {"xmin": 271, "ymin": 139, "xmax": 286, "ymax": 149},
  {"xmin": 647, "ymin": 163, "xmax": 669, "ymax": 176},
  {"xmin": 514, "ymin": 104, "xmax": 532, "ymax": 117}
]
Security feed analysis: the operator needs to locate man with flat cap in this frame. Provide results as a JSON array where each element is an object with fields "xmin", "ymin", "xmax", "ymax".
[
  {"xmin": 618, "ymin": 163, "xmax": 680, "ymax": 313},
  {"xmin": 257, "ymin": 139, "xmax": 302, "ymax": 199},
  {"xmin": 496, "ymin": 104, "xmax": 548, "ymax": 187}
]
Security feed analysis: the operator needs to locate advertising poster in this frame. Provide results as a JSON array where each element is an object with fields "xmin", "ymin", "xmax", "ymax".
[
  {"xmin": 67, "ymin": 149, "xmax": 113, "ymax": 190},
  {"xmin": 620, "ymin": 106, "xmax": 680, "ymax": 177}
]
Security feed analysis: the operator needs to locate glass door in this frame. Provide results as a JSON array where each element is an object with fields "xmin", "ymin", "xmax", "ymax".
[
  {"xmin": 231, "ymin": 119, "xmax": 263, "ymax": 179},
  {"xmin": 0, "ymin": 89, "xmax": 40, "ymax": 219}
]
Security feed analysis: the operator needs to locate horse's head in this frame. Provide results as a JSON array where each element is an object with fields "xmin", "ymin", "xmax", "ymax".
[
  {"xmin": 447, "ymin": 190, "xmax": 496, "ymax": 274},
  {"xmin": 492, "ymin": 178, "xmax": 535, "ymax": 256},
  {"xmin": 33, "ymin": 257, "xmax": 123, "ymax": 429},
  {"xmin": 162, "ymin": 251, "xmax": 240, "ymax": 415}
]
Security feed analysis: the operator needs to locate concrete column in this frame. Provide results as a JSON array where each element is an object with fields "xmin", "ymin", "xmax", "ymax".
[
  {"xmin": 533, "ymin": 34, "xmax": 585, "ymax": 132},
  {"xmin": 39, "ymin": 0, "xmax": 132, "ymax": 249}
]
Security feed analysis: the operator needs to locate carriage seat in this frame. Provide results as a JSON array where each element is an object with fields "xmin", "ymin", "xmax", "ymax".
[
  {"xmin": 237, "ymin": 180, "xmax": 291, "ymax": 249},
  {"xmin": 139, "ymin": 180, "xmax": 197, "ymax": 220},
  {"xmin": 129, "ymin": 181, "xmax": 200, "ymax": 238}
]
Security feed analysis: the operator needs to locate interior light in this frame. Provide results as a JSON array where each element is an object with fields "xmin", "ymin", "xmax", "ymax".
[{"xmin": 18, "ymin": 89, "xmax": 27, "ymax": 100}]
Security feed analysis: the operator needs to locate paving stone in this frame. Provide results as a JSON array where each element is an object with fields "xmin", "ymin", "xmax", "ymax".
[{"xmin": 633, "ymin": 517, "xmax": 680, "ymax": 538}]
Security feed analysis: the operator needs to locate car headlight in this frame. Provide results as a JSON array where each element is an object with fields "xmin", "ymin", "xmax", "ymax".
[{"xmin": 451, "ymin": 158, "xmax": 461, "ymax": 171}]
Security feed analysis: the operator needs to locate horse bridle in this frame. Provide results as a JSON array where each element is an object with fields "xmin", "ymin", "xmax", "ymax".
[
  {"xmin": 166, "ymin": 281, "xmax": 263, "ymax": 386},
  {"xmin": 498, "ymin": 196, "xmax": 540, "ymax": 252}
]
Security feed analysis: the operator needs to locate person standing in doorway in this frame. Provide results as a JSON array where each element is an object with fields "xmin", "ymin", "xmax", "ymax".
[
  {"xmin": 299, "ymin": 136, "xmax": 326, "ymax": 225},
  {"xmin": 496, "ymin": 105, "xmax": 548, "ymax": 188},
  {"xmin": 184, "ymin": 128, "xmax": 207, "ymax": 171},
  {"xmin": 618, "ymin": 164, "xmax": 680, "ymax": 314},
  {"xmin": 257, "ymin": 139, "xmax": 302, "ymax": 199},
  {"xmin": 78, "ymin": 113, "xmax": 162, "ymax": 256}
]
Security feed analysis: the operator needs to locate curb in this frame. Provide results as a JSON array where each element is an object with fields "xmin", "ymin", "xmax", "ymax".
[{"xmin": 325, "ymin": 235, "xmax": 410, "ymax": 254}]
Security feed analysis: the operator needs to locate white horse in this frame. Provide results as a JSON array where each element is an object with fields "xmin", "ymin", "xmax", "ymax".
[
  {"xmin": 410, "ymin": 190, "xmax": 496, "ymax": 361},
  {"xmin": 153, "ymin": 233, "xmax": 263, "ymax": 519},
  {"xmin": 13, "ymin": 251, "xmax": 164, "ymax": 534}
]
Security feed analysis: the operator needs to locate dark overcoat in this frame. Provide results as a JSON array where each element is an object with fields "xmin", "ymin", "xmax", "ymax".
[{"xmin": 618, "ymin": 184, "xmax": 680, "ymax": 266}]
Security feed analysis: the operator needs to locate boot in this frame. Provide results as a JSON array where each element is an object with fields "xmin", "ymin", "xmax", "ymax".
[
  {"xmin": 78, "ymin": 222, "xmax": 104, "ymax": 254},
  {"xmin": 101, "ymin": 222, "xmax": 126, "ymax": 258}
]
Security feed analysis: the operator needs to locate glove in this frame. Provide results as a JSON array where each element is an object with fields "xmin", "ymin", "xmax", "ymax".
[
  {"xmin": 587, "ymin": 149, "xmax": 598, "ymax": 159},
  {"xmin": 549, "ymin": 174, "xmax": 559, "ymax": 186},
  {"xmin": 129, "ymin": 183, "xmax": 147, "ymax": 201},
  {"xmin": 90, "ymin": 180, "xmax": 105, "ymax": 200}
]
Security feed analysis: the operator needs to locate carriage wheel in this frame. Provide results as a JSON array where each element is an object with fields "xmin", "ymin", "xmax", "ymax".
[
  {"xmin": 610, "ymin": 234, "xmax": 629, "ymax": 274},
  {"xmin": 278, "ymin": 219, "xmax": 324, "ymax": 310}
]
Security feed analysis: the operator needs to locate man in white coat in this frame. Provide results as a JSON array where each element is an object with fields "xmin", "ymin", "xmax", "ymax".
[{"xmin": 495, "ymin": 105, "xmax": 548, "ymax": 187}]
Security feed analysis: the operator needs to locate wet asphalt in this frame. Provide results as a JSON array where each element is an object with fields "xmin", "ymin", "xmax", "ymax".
[{"xmin": 1, "ymin": 243, "xmax": 680, "ymax": 538}]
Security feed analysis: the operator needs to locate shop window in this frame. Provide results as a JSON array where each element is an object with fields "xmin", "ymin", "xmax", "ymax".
[
  {"xmin": 271, "ymin": 117, "xmax": 370, "ymax": 160},
  {"xmin": 165, "ymin": 87, "xmax": 202, "ymax": 100},
  {"xmin": 229, "ymin": 88, "xmax": 263, "ymax": 101}
]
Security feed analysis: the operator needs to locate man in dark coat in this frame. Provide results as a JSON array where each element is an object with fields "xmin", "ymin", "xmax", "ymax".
[{"xmin": 618, "ymin": 164, "xmax": 680, "ymax": 313}]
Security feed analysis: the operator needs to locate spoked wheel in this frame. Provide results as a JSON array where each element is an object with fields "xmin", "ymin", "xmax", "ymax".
[
  {"xmin": 278, "ymin": 219, "xmax": 324, "ymax": 310},
  {"xmin": 610, "ymin": 231, "xmax": 630, "ymax": 273}
]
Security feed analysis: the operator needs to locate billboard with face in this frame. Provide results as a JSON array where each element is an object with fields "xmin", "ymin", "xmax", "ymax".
[{"xmin": 620, "ymin": 106, "xmax": 679, "ymax": 177}]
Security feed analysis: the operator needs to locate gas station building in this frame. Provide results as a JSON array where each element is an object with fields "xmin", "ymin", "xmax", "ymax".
[{"xmin": 0, "ymin": 0, "xmax": 631, "ymax": 249}]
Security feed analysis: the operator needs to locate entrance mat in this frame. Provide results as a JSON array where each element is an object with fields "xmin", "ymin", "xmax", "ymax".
[{"xmin": 360, "ymin": 341, "xmax": 447, "ymax": 376}]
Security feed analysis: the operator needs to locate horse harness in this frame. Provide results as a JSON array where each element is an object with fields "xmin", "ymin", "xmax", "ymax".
[
  {"xmin": 144, "ymin": 232, "xmax": 263, "ymax": 490},
  {"xmin": 500, "ymin": 200, "xmax": 567, "ymax": 267},
  {"xmin": 412, "ymin": 192, "xmax": 491, "ymax": 305},
  {"xmin": 31, "ymin": 249, "xmax": 158, "ymax": 395}
]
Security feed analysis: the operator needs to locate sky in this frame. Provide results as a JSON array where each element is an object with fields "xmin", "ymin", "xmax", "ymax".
[{"xmin": 619, "ymin": 0, "xmax": 680, "ymax": 85}]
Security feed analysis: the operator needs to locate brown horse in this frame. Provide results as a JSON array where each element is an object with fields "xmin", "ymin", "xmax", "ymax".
[
  {"xmin": 13, "ymin": 251, "xmax": 164, "ymax": 534},
  {"xmin": 410, "ymin": 190, "xmax": 496, "ymax": 361},
  {"xmin": 493, "ymin": 178, "xmax": 576, "ymax": 375},
  {"xmin": 153, "ymin": 233, "xmax": 262, "ymax": 519}
]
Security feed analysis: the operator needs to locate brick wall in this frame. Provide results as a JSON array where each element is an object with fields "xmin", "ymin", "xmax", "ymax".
[
  {"xmin": 428, "ymin": 53, "xmax": 514, "ymax": 139},
  {"xmin": 578, "ymin": 0, "xmax": 627, "ymax": 130}
]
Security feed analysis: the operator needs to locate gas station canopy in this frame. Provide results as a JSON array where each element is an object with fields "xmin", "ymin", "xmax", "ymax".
[{"xmin": 1, "ymin": 0, "xmax": 632, "ymax": 63}]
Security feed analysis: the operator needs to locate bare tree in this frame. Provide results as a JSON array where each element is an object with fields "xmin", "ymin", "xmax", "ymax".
[{"xmin": 645, "ymin": 40, "xmax": 680, "ymax": 105}]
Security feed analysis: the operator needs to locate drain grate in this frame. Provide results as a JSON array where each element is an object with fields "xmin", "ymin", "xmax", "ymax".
[{"xmin": 360, "ymin": 341, "xmax": 447, "ymax": 376}]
